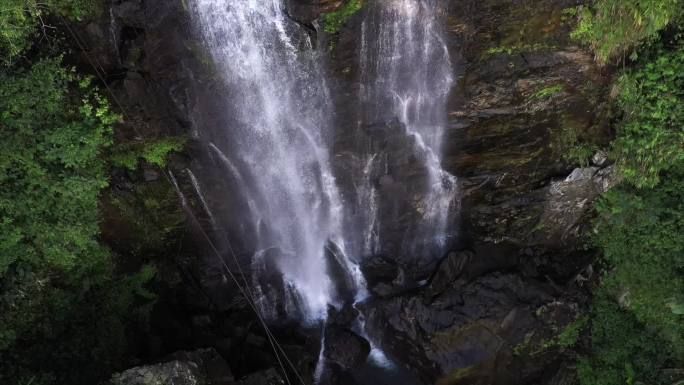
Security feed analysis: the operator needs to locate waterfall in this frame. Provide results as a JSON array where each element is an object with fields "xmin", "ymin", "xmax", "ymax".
[
  {"xmin": 190, "ymin": 0, "xmax": 456, "ymax": 325},
  {"xmin": 191, "ymin": 0, "xmax": 359, "ymax": 321},
  {"xmin": 360, "ymin": 0, "xmax": 457, "ymax": 261}
]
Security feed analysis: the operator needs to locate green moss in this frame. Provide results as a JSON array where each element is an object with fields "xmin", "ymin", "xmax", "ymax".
[
  {"xmin": 110, "ymin": 137, "xmax": 186, "ymax": 170},
  {"xmin": 442, "ymin": 365, "xmax": 477, "ymax": 383},
  {"xmin": 549, "ymin": 113, "xmax": 600, "ymax": 167},
  {"xmin": 512, "ymin": 318, "xmax": 588, "ymax": 357},
  {"xmin": 482, "ymin": 3, "xmax": 566, "ymax": 59},
  {"xmin": 529, "ymin": 84, "xmax": 565, "ymax": 101},
  {"xmin": 323, "ymin": 0, "xmax": 362, "ymax": 34},
  {"xmin": 512, "ymin": 332, "xmax": 536, "ymax": 356},
  {"xmin": 555, "ymin": 317, "xmax": 589, "ymax": 349},
  {"xmin": 184, "ymin": 39, "xmax": 221, "ymax": 81},
  {"xmin": 485, "ymin": 43, "xmax": 557, "ymax": 57}
]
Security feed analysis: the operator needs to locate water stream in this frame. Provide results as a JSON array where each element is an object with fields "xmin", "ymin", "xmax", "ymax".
[
  {"xmin": 189, "ymin": 2, "xmax": 455, "ymax": 380},
  {"xmin": 191, "ymin": 0, "xmax": 361, "ymax": 321},
  {"xmin": 360, "ymin": 0, "xmax": 457, "ymax": 260}
]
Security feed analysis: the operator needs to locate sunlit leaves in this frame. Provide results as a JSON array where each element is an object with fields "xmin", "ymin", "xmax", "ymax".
[
  {"xmin": 614, "ymin": 46, "xmax": 684, "ymax": 188},
  {"xmin": 0, "ymin": 59, "xmax": 154, "ymax": 385},
  {"xmin": 0, "ymin": 0, "xmax": 98, "ymax": 66},
  {"xmin": 571, "ymin": 0, "xmax": 681, "ymax": 63}
]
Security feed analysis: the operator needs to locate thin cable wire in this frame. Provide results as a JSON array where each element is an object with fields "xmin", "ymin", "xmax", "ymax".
[
  {"xmin": 167, "ymin": 171, "xmax": 309, "ymax": 385},
  {"xmin": 59, "ymin": 14, "xmax": 312, "ymax": 384},
  {"xmin": 222, "ymin": 226, "xmax": 310, "ymax": 385}
]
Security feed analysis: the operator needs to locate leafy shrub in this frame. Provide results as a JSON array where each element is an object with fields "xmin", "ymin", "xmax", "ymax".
[
  {"xmin": 0, "ymin": 59, "xmax": 154, "ymax": 385},
  {"xmin": 613, "ymin": 45, "xmax": 684, "ymax": 188},
  {"xmin": 575, "ymin": 9, "xmax": 684, "ymax": 384},
  {"xmin": 571, "ymin": 0, "xmax": 682, "ymax": 62},
  {"xmin": 578, "ymin": 295, "xmax": 673, "ymax": 385},
  {"xmin": 110, "ymin": 137, "xmax": 186, "ymax": 170},
  {"xmin": 0, "ymin": 0, "xmax": 97, "ymax": 66},
  {"xmin": 593, "ymin": 167, "xmax": 684, "ymax": 346},
  {"xmin": 0, "ymin": 59, "xmax": 116, "ymax": 278}
]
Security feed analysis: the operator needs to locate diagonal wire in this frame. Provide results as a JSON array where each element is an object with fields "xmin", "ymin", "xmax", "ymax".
[
  {"xmin": 167, "ymin": 170, "xmax": 309, "ymax": 385},
  {"xmin": 58, "ymin": 12, "xmax": 312, "ymax": 384}
]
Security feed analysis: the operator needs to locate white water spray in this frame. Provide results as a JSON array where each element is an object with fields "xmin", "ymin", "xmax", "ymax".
[
  {"xmin": 360, "ymin": 0, "xmax": 457, "ymax": 258},
  {"xmin": 191, "ymin": 0, "xmax": 363, "ymax": 321}
]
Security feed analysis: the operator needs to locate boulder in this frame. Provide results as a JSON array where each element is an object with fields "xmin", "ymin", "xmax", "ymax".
[
  {"xmin": 320, "ymin": 305, "xmax": 371, "ymax": 372},
  {"xmin": 361, "ymin": 269, "xmax": 577, "ymax": 385},
  {"xmin": 323, "ymin": 326, "xmax": 371, "ymax": 370},
  {"xmin": 111, "ymin": 348, "xmax": 233, "ymax": 385}
]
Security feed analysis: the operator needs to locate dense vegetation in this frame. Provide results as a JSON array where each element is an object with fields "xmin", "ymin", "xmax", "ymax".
[
  {"xmin": 570, "ymin": 2, "xmax": 684, "ymax": 384},
  {"xmin": 0, "ymin": 3, "xmax": 165, "ymax": 385},
  {"xmin": 0, "ymin": 0, "xmax": 96, "ymax": 65},
  {"xmin": 572, "ymin": 0, "xmax": 682, "ymax": 62}
]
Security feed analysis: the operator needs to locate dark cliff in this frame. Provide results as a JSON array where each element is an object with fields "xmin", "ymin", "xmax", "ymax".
[{"xmin": 73, "ymin": 1, "xmax": 615, "ymax": 384}]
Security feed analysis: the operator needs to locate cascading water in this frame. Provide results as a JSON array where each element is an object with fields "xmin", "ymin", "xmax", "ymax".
[
  {"xmin": 190, "ymin": 0, "xmax": 362, "ymax": 321},
  {"xmin": 360, "ymin": 0, "xmax": 457, "ymax": 261},
  {"xmin": 188, "ymin": 0, "xmax": 457, "ymax": 382}
]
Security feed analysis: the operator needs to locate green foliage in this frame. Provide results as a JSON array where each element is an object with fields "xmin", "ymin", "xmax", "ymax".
[
  {"xmin": 581, "ymin": 145, "xmax": 684, "ymax": 385},
  {"xmin": 529, "ymin": 84, "xmax": 565, "ymax": 101},
  {"xmin": 110, "ymin": 137, "xmax": 186, "ymax": 170},
  {"xmin": 613, "ymin": 46, "xmax": 684, "ymax": 188},
  {"xmin": 555, "ymin": 316, "xmax": 588, "ymax": 349},
  {"xmin": 575, "ymin": 11, "xmax": 684, "ymax": 384},
  {"xmin": 564, "ymin": 144, "xmax": 598, "ymax": 167},
  {"xmin": 485, "ymin": 42, "xmax": 555, "ymax": 56},
  {"xmin": 513, "ymin": 317, "xmax": 589, "ymax": 357},
  {"xmin": 578, "ymin": 295, "xmax": 674, "ymax": 385},
  {"xmin": 0, "ymin": 59, "xmax": 154, "ymax": 385},
  {"xmin": 323, "ymin": 0, "xmax": 362, "ymax": 34},
  {"xmin": 593, "ymin": 169, "xmax": 684, "ymax": 345},
  {"xmin": 0, "ymin": 59, "xmax": 116, "ymax": 278},
  {"xmin": 551, "ymin": 114, "xmax": 599, "ymax": 167},
  {"xmin": 0, "ymin": 0, "xmax": 97, "ymax": 66},
  {"xmin": 0, "ymin": 0, "xmax": 36, "ymax": 64},
  {"xmin": 570, "ymin": 0, "xmax": 682, "ymax": 62}
]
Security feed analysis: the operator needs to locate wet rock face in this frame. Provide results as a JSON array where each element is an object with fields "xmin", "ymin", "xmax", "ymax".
[
  {"xmin": 324, "ymin": 327, "xmax": 371, "ymax": 370},
  {"xmin": 323, "ymin": 306, "xmax": 371, "ymax": 370},
  {"xmin": 326, "ymin": 0, "xmax": 611, "ymax": 257},
  {"xmin": 440, "ymin": 0, "xmax": 612, "ymax": 250},
  {"xmin": 360, "ymin": 245, "xmax": 584, "ymax": 385}
]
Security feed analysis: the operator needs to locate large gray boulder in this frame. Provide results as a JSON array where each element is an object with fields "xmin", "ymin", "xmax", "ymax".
[{"xmin": 111, "ymin": 349, "xmax": 233, "ymax": 385}]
